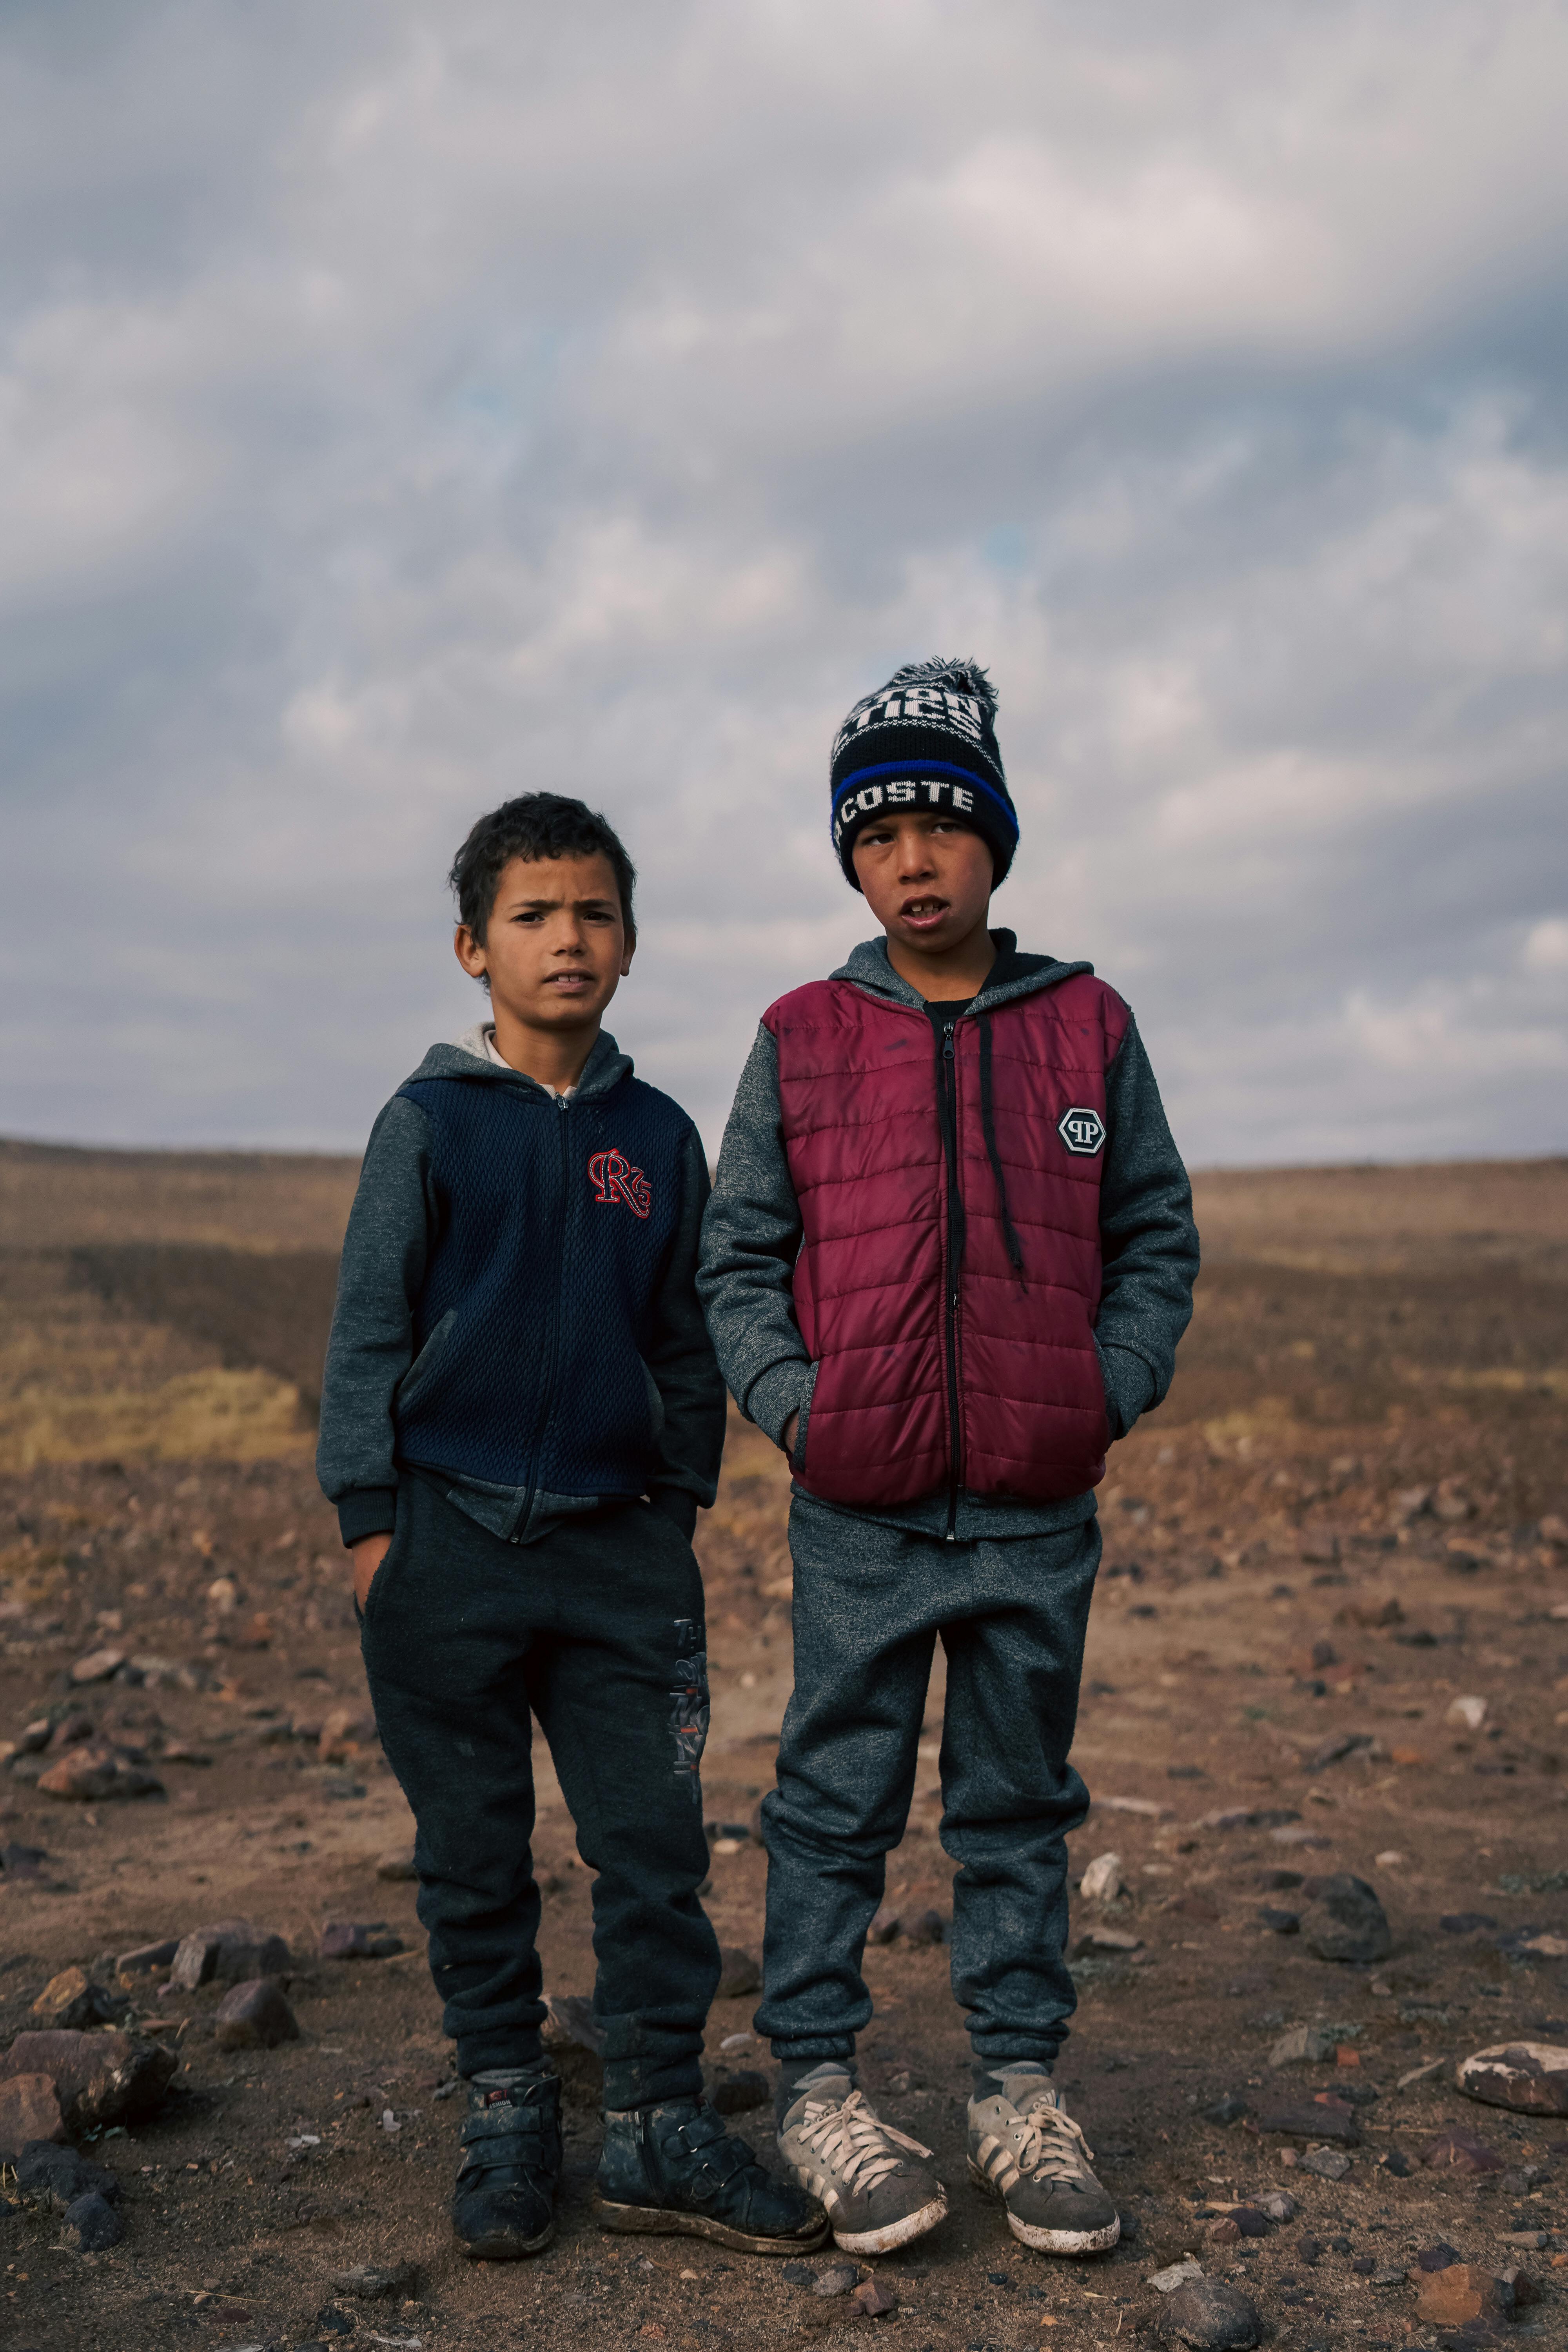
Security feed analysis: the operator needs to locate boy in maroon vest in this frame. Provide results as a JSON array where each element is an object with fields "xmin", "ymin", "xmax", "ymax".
[{"xmin": 698, "ymin": 659, "xmax": 1198, "ymax": 2261}]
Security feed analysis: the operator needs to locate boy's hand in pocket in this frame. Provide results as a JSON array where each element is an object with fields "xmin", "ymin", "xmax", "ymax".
[
  {"xmin": 351, "ymin": 1532, "xmax": 392, "ymax": 1610},
  {"xmin": 780, "ymin": 1411, "xmax": 799, "ymax": 1463}
]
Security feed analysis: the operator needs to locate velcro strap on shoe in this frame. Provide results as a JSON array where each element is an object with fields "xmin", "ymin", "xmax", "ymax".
[{"xmin": 461, "ymin": 2102, "xmax": 553, "ymax": 2153}]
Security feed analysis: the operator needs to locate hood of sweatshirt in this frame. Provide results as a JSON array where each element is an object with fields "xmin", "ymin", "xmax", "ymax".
[
  {"xmin": 831, "ymin": 929, "xmax": 1093, "ymax": 1014},
  {"xmin": 399, "ymin": 1025, "xmax": 635, "ymax": 1102}
]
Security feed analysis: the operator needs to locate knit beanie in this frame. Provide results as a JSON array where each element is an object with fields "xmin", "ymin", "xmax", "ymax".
[{"xmin": 829, "ymin": 656, "xmax": 1017, "ymax": 891}]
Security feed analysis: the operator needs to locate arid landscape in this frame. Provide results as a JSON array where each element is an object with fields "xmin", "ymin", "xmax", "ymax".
[{"xmin": 3, "ymin": 1138, "xmax": 1568, "ymax": 2352}]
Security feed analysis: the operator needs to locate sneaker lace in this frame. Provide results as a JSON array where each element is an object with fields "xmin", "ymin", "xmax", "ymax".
[
  {"xmin": 795, "ymin": 2089, "xmax": 934, "ymax": 2196},
  {"xmin": 1011, "ymin": 2091, "xmax": 1096, "ymax": 2185}
]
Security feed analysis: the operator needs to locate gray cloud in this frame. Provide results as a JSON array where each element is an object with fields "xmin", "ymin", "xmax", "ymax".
[{"xmin": 2, "ymin": 1, "xmax": 1566, "ymax": 1163}]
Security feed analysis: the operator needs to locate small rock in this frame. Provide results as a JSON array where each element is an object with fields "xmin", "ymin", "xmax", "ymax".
[
  {"xmin": 1256, "ymin": 2094, "xmax": 1360, "ymax": 2144},
  {"xmin": 330, "ymin": 2261, "xmax": 419, "ymax": 2298},
  {"xmin": 1257, "ymin": 1907, "xmax": 1300, "ymax": 1935},
  {"xmin": 541, "ymin": 1993, "xmax": 606, "ymax": 2054},
  {"xmin": 116, "ymin": 1937, "xmax": 180, "ymax": 1976},
  {"xmin": 61, "ymin": 2190, "xmax": 123, "ymax": 2250},
  {"xmin": 0, "ymin": 2075, "xmax": 67, "ymax": 2163},
  {"xmin": 1376, "ymin": 2146, "xmax": 1414, "ymax": 2176},
  {"xmin": 1499, "ymin": 2263, "xmax": 1541, "ymax": 2307},
  {"xmin": 1257, "ymin": 2192, "xmax": 1297, "ymax": 2221},
  {"xmin": 1421, "ymin": 2126, "xmax": 1503, "ymax": 2173},
  {"xmin": 69, "ymin": 1648, "xmax": 126, "ymax": 1685},
  {"xmin": 1539, "ymin": 1512, "xmax": 1568, "ymax": 1546},
  {"xmin": 1199, "ymin": 1807, "xmax": 1302, "ymax": 1832},
  {"xmin": 35, "ymin": 1746, "xmax": 164, "ymax": 1802},
  {"xmin": 781, "ymin": 2261, "xmax": 818, "ymax": 2287},
  {"xmin": 318, "ymin": 1920, "xmax": 404, "ymax": 1961},
  {"xmin": 1079, "ymin": 1851, "xmax": 1125, "ymax": 1903},
  {"xmin": 319, "ymin": 1705, "xmax": 377, "ymax": 1761},
  {"xmin": 1255, "ymin": 1869, "xmax": 1304, "ymax": 1893},
  {"xmin": 31, "ymin": 1967, "xmax": 126, "ymax": 2030},
  {"xmin": 812, "ymin": 2260, "xmax": 863, "ymax": 2296},
  {"xmin": 1158, "ymin": 2277, "xmax": 1263, "ymax": 2347},
  {"xmin": 1414, "ymin": 2263, "xmax": 1511, "ymax": 2327},
  {"xmin": 1270, "ymin": 1825, "xmax": 1331, "ymax": 1848},
  {"xmin": 1446, "ymin": 1694, "xmax": 1487, "ymax": 1731},
  {"xmin": 1298, "ymin": 2145, "xmax": 1352, "ymax": 2180},
  {"xmin": 0, "ymin": 2030, "xmax": 176, "ymax": 2131},
  {"xmin": 715, "ymin": 1946, "xmax": 760, "ymax": 1998},
  {"xmin": 1299, "ymin": 2234, "xmax": 1321, "ymax": 2263},
  {"xmin": 709, "ymin": 2069, "xmax": 769, "ymax": 2115},
  {"xmin": 851, "ymin": 2276, "xmax": 898, "ymax": 2317},
  {"xmin": 376, "ymin": 1847, "xmax": 417, "ymax": 1881},
  {"xmin": 1269, "ymin": 2024, "xmax": 1338, "ymax": 2069},
  {"xmin": 1, "ymin": 1839, "xmax": 51, "ymax": 1880},
  {"xmin": 1206, "ymin": 2215, "xmax": 1241, "ymax": 2246},
  {"xmin": 1073, "ymin": 1926, "xmax": 1142, "ymax": 1955},
  {"xmin": 172, "ymin": 1920, "xmax": 291, "ymax": 1989},
  {"xmin": 1299, "ymin": 1874, "xmax": 1390, "ymax": 1964},
  {"xmin": 1456, "ymin": 2042, "xmax": 1568, "ymax": 2116},
  {"xmin": 213, "ymin": 1978, "xmax": 300, "ymax": 2051},
  {"xmin": 14, "ymin": 2141, "xmax": 120, "ymax": 2210},
  {"xmin": 865, "ymin": 1909, "xmax": 899, "ymax": 1945},
  {"xmin": 1413, "ymin": 2243, "xmax": 1463, "ymax": 2272},
  {"xmin": 901, "ymin": 1907, "xmax": 948, "ymax": 1946},
  {"xmin": 1441, "ymin": 1911, "xmax": 1499, "ymax": 1935},
  {"xmin": 1202, "ymin": 2094, "xmax": 1249, "ymax": 2125},
  {"xmin": 1149, "ymin": 2259, "xmax": 1205, "ymax": 2292}
]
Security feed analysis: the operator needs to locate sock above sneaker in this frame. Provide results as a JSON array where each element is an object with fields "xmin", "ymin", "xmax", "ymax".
[{"xmin": 775, "ymin": 2058, "xmax": 855, "ymax": 2127}]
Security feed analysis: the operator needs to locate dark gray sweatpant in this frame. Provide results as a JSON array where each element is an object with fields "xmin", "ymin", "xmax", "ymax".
[
  {"xmin": 755, "ymin": 1492, "xmax": 1098, "ymax": 2070},
  {"xmin": 359, "ymin": 1471, "xmax": 720, "ymax": 2107}
]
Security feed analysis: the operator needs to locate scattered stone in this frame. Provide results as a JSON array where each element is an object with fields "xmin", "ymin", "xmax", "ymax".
[
  {"xmin": 542, "ymin": 1993, "xmax": 606, "ymax": 2054},
  {"xmin": 1414, "ymin": 2242, "xmax": 1463, "ymax": 2272},
  {"xmin": 61, "ymin": 2190, "xmax": 123, "ymax": 2251},
  {"xmin": 1298, "ymin": 2234, "xmax": 1321, "ymax": 2263},
  {"xmin": 1445, "ymin": 1694, "xmax": 1487, "ymax": 1731},
  {"xmin": 1205, "ymin": 2215, "xmax": 1240, "ymax": 2246},
  {"xmin": 1149, "ymin": 2259, "xmax": 1205, "ymax": 2293},
  {"xmin": 1540, "ymin": 1514, "xmax": 1568, "ymax": 1546},
  {"xmin": 318, "ymin": 1920, "xmax": 403, "ymax": 1961},
  {"xmin": 1202, "ymin": 2094, "xmax": 1249, "ymax": 2125},
  {"xmin": 1500, "ymin": 2263, "xmax": 1542, "ymax": 2307},
  {"xmin": 1392, "ymin": 1486, "xmax": 1433, "ymax": 1521},
  {"xmin": 1300, "ymin": 2145, "xmax": 1352, "ymax": 2179},
  {"xmin": 900, "ymin": 1907, "xmax": 948, "ymax": 1945},
  {"xmin": 36, "ymin": 1746, "xmax": 164, "ymax": 1802},
  {"xmin": 1229, "ymin": 2206, "xmax": 1270, "ymax": 2238},
  {"xmin": 1200, "ymin": 1807, "xmax": 1301, "ymax": 1832},
  {"xmin": 1299, "ymin": 1874, "xmax": 1391, "ymax": 1964},
  {"xmin": 781, "ymin": 2261, "xmax": 818, "ymax": 2287},
  {"xmin": 1456, "ymin": 2040, "xmax": 1568, "ymax": 2116},
  {"xmin": 1157, "ymin": 2277, "xmax": 1263, "ymax": 2347},
  {"xmin": 1421, "ymin": 2126, "xmax": 1503, "ymax": 2174},
  {"xmin": 812, "ymin": 2261, "xmax": 863, "ymax": 2297},
  {"xmin": 31, "ymin": 1967, "xmax": 127, "ymax": 2030},
  {"xmin": 715, "ymin": 1946, "xmax": 761, "ymax": 1998},
  {"xmin": 851, "ymin": 2275, "xmax": 898, "ymax": 2317},
  {"xmin": 1, "ymin": 1839, "xmax": 50, "ymax": 1881},
  {"xmin": 1257, "ymin": 2095, "xmax": 1360, "ymax": 2144},
  {"xmin": 69, "ymin": 1648, "xmax": 126, "ymax": 1684},
  {"xmin": 14, "ymin": 2141, "xmax": 121, "ymax": 2210},
  {"xmin": 172, "ymin": 1920, "xmax": 291, "ymax": 1988},
  {"xmin": 1414, "ymin": 2263, "xmax": 1512, "ymax": 2327},
  {"xmin": 1257, "ymin": 1907, "xmax": 1300, "ymax": 1935},
  {"xmin": 330, "ymin": 2261, "xmax": 419, "ymax": 2298},
  {"xmin": 0, "ymin": 2030, "xmax": 176, "ymax": 2130},
  {"xmin": 1304, "ymin": 1731, "xmax": 1375, "ymax": 1773},
  {"xmin": 319, "ymin": 1706, "xmax": 377, "ymax": 1762},
  {"xmin": 0, "ymin": 2075, "xmax": 67, "ymax": 2162},
  {"xmin": 1095, "ymin": 1795, "xmax": 1175, "ymax": 1818},
  {"xmin": 1270, "ymin": 1825, "xmax": 1331, "ymax": 1849},
  {"xmin": 1073, "ymin": 1926, "xmax": 1142, "ymax": 1955},
  {"xmin": 1269, "ymin": 2024, "xmax": 1337, "ymax": 2069},
  {"xmin": 1376, "ymin": 2145, "xmax": 1413, "ymax": 2175},
  {"xmin": 866, "ymin": 1909, "xmax": 899, "ymax": 1945},
  {"xmin": 1257, "ymin": 2192, "xmax": 1297, "ymax": 2221},
  {"xmin": 214, "ymin": 1978, "xmax": 299, "ymax": 2050},
  {"xmin": 375, "ymin": 1846, "xmax": 417, "ymax": 1881},
  {"xmin": 1079, "ymin": 1851, "xmax": 1125, "ymax": 1903},
  {"xmin": 1255, "ymin": 1869, "xmax": 1304, "ymax": 1892},
  {"xmin": 116, "ymin": 1937, "xmax": 180, "ymax": 1976},
  {"xmin": 709, "ymin": 2069, "xmax": 769, "ymax": 2115},
  {"xmin": 1441, "ymin": 1912, "xmax": 1498, "ymax": 1935}
]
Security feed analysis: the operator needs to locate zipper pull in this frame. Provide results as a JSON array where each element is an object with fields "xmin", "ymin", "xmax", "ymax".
[{"xmin": 943, "ymin": 1021, "xmax": 955, "ymax": 1058}]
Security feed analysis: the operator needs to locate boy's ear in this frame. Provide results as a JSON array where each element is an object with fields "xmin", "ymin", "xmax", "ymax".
[
  {"xmin": 454, "ymin": 924, "xmax": 488, "ymax": 982},
  {"xmin": 619, "ymin": 925, "xmax": 636, "ymax": 978}
]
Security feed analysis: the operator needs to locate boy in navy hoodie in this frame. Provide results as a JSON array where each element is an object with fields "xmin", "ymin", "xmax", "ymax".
[
  {"xmin": 318, "ymin": 793, "xmax": 826, "ymax": 2263},
  {"xmin": 700, "ymin": 664, "xmax": 1198, "ymax": 2262}
]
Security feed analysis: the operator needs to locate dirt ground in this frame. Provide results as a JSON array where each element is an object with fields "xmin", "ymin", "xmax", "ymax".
[{"xmin": 2, "ymin": 1147, "xmax": 1568, "ymax": 2351}]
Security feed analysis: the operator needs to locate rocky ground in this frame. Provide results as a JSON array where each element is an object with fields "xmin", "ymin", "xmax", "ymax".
[{"xmin": 1, "ymin": 1154, "xmax": 1567, "ymax": 2349}]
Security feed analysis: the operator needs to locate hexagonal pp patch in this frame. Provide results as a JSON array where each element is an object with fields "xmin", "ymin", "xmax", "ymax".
[{"xmin": 1057, "ymin": 1105, "xmax": 1106, "ymax": 1157}]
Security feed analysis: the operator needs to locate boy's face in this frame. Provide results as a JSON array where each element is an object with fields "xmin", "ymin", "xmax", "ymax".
[
  {"xmin": 851, "ymin": 810, "xmax": 995, "ymax": 957},
  {"xmin": 455, "ymin": 852, "xmax": 633, "ymax": 1033}
]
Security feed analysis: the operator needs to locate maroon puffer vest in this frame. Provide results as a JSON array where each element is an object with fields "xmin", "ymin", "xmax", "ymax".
[{"xmin": 764, "ymin": 971, "xmax": 1129, "ymax": 1510}]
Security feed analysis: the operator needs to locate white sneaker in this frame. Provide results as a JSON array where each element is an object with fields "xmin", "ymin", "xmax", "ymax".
[
  {"xmin": 967, "ymin": 2071, "xmax": 1120, "ymax": 2255},
  {"xmin": 777, "ymin": 2065, "xmax": 948, "ymax": 2255}
]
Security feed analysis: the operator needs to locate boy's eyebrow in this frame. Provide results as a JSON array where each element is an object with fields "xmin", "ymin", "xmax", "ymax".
[{"xmin": 501, "ymin": 892, "xmax": 619, "ymax": 910}]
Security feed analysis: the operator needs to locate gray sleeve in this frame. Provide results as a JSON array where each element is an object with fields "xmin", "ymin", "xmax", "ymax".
[
  {"xmin": 696, "ymin": 1023, "xmax": 811, "ymax": 1448},
  {"xmin": 315, "ymin": 1094, "xmax": 435, "ymax": 1538},
  {"xmin": 1094, "ymin": 1012, "xmax": 1200, "ymax": 1440},
  {"xmin": 642, "ymin": 1125, "xmax": 729, "ymax": 1530}
]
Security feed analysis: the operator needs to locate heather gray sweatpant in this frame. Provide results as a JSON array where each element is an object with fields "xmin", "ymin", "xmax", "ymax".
[{"xmin": 754, "ymin": 1492, "xmax": 1099, "ymax": 2070}]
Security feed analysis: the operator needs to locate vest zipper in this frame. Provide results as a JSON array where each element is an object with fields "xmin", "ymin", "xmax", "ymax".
[
  {"xmin": 940, "ymin": 1017, "xmax": 963, "ymax": 1541},
  {"xmin": 515, "ymin": 1091, "xmax": 572, "ymax": 1541}
]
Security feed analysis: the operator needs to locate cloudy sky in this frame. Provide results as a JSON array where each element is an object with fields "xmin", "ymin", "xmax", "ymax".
[{"xmin": 3, "ymin": 1, "xmax": 1566, "ymax": 1167}]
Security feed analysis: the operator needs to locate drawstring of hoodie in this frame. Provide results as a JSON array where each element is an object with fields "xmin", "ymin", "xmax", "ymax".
[{"xmin": 979, "ymin": 1019, "xmax": 1026, "ymax": 1278}]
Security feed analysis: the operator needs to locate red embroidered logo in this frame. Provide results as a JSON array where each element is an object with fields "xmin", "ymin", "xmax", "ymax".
[{"xmin": 588, "ymin": 1148, "xmax": 652, "ymax": 1219}]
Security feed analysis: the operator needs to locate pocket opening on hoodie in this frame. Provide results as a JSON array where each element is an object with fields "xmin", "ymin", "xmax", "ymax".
[{"xmin": 397, "ymin": 1307, "xmax": 457, "ymax": 1413}]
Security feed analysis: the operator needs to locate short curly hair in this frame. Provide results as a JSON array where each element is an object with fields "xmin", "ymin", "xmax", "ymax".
[{"xmin": 448, "ymin": 793, "xmax": 637, "ymax": 945}]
